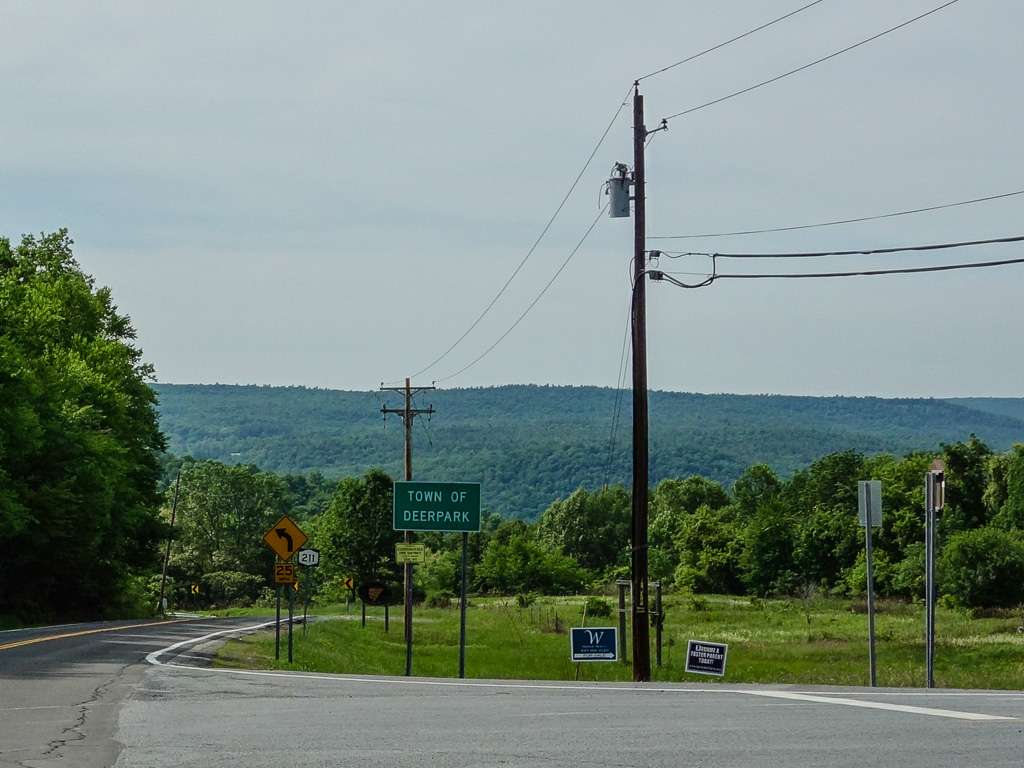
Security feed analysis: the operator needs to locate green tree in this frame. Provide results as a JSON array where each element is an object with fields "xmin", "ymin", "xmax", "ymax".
[
  {"xmin": 166, "ymin": 461, "xmax": 291, "ymax": 606},
  {"xmin": 938, "ymin": 527, "xmax": 1024, "ymax": 608},
  {"xmin": 318, "ymin": 469, "xmax": 400, "ymax": 585},
  {"xmin": 990, "ymin": 445, "xmax": 1024, "ymax": 531},
  {"xmin": 941, "ymin": 436, "xmax": 993, "ymax": 535},
  {"xmin": 536, "ymin": 485, "xmax": 629, "ymax": 571},
  {"xmin": 474, "ymin": 521, "xmax": 588, "ymax": 594},
  {"xmin": 0, "ymin": 231, "xmax": 165, "ymax": 620}
]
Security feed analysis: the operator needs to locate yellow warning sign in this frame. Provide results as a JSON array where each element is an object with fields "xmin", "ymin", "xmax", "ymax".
[{"xmin": 262, "ymin": 515, "xmax": 308, "ymax": 561}]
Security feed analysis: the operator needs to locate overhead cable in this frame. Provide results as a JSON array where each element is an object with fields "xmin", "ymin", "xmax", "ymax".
[
  {"xmin": 649, "ymin": 188, "xmax": 1024, "ymax": 240},
  {"xmin": 655, "ymin": 255, "xmax": 1024, "ymax": 286},
  {"xmin": 635, "ymin": 0, "xmax": 829, "ymax": 82},
  {"xmin": 402, "ymin": 85, "xmax": 633, "ymax": 383},
  {"xmin": 436, "ymin": 205, "xmax": 607, "ymax": 383},
  {"xmin": 668, "ymin": 234, "xmax": 1024, "ymax": 260},
  {"xmin": 660, "ymin": 0, "xmax": 961, "ymax": 122}
]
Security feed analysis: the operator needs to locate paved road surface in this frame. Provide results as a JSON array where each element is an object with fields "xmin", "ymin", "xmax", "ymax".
[{"xmin": 3, "ymin": 618, "xmax": 1023, "ymax": 767}]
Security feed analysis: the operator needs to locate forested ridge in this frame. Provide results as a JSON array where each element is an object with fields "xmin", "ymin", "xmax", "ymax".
[{"xmin": 154, "ymin": 383, "xmax": 1024, "ymax": 518}]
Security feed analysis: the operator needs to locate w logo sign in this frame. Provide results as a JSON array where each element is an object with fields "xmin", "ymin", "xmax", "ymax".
[{"xmin": 571, "ymin": 627, "xmax": 617, "ymax": 662}]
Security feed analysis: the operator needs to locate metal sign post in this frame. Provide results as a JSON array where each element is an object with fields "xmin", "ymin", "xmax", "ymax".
[
  {"xmin": 616, "ymin": 580, "xmax": 629, "ymax": 663},
  {"xmin": 858, "ymin": 480, "xmax": 882, "ymax": 687},
  {"xmin": 925, "ymin": 461, "xmax": 945, "ymax": 688},
  {"xmin": 275, "ymin": 586, "xmax": 281, "ymax": 661},
  {"xmin": 459, "ymin": 531, "xmax": 469, "ymax": 678},
  {"xmin": 287, "ymin": 579, "xmax": 294, "ymax": 664}
]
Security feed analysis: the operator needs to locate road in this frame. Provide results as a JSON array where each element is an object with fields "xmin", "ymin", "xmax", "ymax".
[{"xmin": 3, "ymin": 618, "xmax": 1023, "ymax": 767}]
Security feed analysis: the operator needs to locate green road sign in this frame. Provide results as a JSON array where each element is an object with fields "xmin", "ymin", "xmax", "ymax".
[{"xmin": 393, "ymin": 481, "xmax": 481, "ymax": 533}]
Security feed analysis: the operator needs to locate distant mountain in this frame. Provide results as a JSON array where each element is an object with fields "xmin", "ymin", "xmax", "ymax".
[
  {"xmin": 947, "ymin": 398, "xmax": 1024, "ymax": 423},
  {"xmin": 152, "ymin": 384, "xmax": 1024, "ymax": 519}
]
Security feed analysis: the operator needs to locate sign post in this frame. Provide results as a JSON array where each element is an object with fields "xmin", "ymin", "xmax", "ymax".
[
  {"xmin": 394, "ymin": 481, "xmax": 481, "ymax": 678},
  {"xmin": 262, "ymin": 515, "xmax": 307, "ymax": 665},
  {"xmin": 858, "ymin": 480, "xmax": 883, "ymax": 687},
  {"xmin": 925, "ymin": 460, "xmax": 945, "ymax": 688},
  {"xmin": 459, "ymin": 532, "xmax": 469, "ymax": 678}
]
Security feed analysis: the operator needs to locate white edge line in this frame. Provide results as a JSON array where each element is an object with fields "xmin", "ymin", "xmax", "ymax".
[
  {"xmin": 742, "ymin": 690, "xmax": 1015, "ymax": 721},
  {"xmin": 145, "ymin": 623, "xmax": 1019, "ymax": 722}
]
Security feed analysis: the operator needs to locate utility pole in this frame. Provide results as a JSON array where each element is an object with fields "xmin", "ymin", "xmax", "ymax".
[
  {"xmin": 156, "ymin": 468, "xmax": 182, "ymax": 615},
  {"xmin": 380, "ymin": 377, "xmax": 435, "ymax": 676},
  {"xmin": 630, "ymin": 83, "xmax": 652, "ymax": 683}
]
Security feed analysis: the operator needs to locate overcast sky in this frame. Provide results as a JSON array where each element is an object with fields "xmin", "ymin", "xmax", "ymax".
[{"xmin": 3, "ymin": 0, "xmax": 1021, "ymax": 397}]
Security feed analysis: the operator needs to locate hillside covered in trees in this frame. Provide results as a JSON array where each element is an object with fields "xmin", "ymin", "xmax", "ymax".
[{"xmin": 154, "ymin": 384, "xmax": 1024, "ymax": 518}]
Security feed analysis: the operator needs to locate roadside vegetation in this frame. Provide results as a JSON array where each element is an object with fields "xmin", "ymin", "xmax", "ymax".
[{"xmin": 214, "ymin": 594, "xmax": 1024, "ymax": 689}]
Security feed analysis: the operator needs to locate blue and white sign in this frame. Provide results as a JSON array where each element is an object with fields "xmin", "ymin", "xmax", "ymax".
[
  {"xmin": 570, "ymin": 627, "xmax": 618, "ymax": 662},
  {"xmin": 685, "ymin": 639, "xmax": 728, "ymax": 676}
]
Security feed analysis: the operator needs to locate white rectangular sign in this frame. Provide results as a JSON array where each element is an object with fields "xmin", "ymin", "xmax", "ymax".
[{"xmin": 858, "ymin": 480, "xmax": 882, "ymax": 527}]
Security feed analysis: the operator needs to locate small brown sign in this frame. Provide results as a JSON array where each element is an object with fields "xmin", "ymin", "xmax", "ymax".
[{"xmin": 358, "ymin": 581, "xmax": 392, "ymax": 606}]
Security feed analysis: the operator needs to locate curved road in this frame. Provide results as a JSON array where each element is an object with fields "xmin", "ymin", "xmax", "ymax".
[{"xmin": 2, "ymin": 618, "xmax": 1023, "ymax": 767}]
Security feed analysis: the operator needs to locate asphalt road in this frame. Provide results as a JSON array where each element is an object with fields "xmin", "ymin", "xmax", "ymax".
[
  {"xmin": 3, "ymin": 618, "xmax": 1024, "ymax": 767},
  {"xmin": 0, "ymin": 616, "xmax": 266, "ymax": 768}
]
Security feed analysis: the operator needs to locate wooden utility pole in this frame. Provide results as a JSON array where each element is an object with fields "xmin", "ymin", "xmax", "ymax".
[
  {"xmin": 380, "ymin": 377, "xmax": 435, "ymax": 676},
  {"xmin": 156, "ymin": 468, "xmax": 182, "ymax": 615},
  {"xmin": 630, "ymin": 84, "xmax": 652, "ymax": 682}
]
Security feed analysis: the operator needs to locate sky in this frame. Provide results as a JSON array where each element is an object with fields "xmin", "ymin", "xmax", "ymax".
[{"xmin": 2, "ymin": 0, "xmax": 1021, "ymax": 397}]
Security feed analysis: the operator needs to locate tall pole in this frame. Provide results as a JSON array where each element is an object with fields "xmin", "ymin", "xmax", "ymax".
[
  {"xmin": 864, "ymin": 493, "xmax": 877, "ymax": 687},
  {"xmin": 403, "ymin": 377, "xmax": 415, "ymax": 677},
  {"xmin": 156, "ymin": 469, "xmax": 182, "ymax": 615},
  {"xmin": 630, "ymin": 84, "xmax": 652, "ymax": 682},
  {"xmin": 924, "ymin": 474, "xmax": 932, "ymax": 688},
  {"xmin": 381, "ymin": 377, "xmax": 435, "ymax": 677}
]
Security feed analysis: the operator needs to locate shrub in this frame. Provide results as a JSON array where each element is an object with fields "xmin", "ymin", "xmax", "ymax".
[
  {"xmin": 516, "ymin": 592, "xmax": 538, "ymax": 608},
  {"xmin": 583, "ymin": 596, "xmax": 612, "ymax": 618},
  {"xmin": 938, "ymin": 527, "xmax": 1024, "ymax": 608}
]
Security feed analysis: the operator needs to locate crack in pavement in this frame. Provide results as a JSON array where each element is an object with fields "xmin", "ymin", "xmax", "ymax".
[{"xmin": 39, "ymin": 661, "xmax": 133, "ymax": 760}]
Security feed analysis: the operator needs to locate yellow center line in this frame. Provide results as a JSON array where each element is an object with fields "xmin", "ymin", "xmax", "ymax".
[{"xmin": 0, "ymin": 619, "xmax": 193, "ymax": 652}]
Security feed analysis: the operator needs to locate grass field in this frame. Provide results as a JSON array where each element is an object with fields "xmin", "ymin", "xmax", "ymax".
[{"xmin": 213, "ymin": 594, "xmax": 1024, "ymax": 689}]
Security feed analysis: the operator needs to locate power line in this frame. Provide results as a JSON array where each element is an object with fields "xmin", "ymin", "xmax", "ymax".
[
  {"xmin": 400, "ymin": 85, "xmax": 633, "ymax": 383},
  {"xmin": 649, "ymin": 188, "xmax": 1024, "ymax": 240},
  {"xmin": 654, "ymin": 255, "xmax": 1024, "ymax": 286},
  {"xmin": 436, "ymin": 204, "xmax": 608, "ymax": 383},
  {"xmin": 635, "ymin": 0, "xmax": 829, "ymax": 82},
  {"xmin": 603, "ymin": 288, "xmax": 633, "ymax": 489},
  {"xmin": 661, "ymin": 0, "xmax": 961, "ymax": 122},
  {"xmin": 665, "ymin": 234, "xmax": 1024, "ymax": 260}
]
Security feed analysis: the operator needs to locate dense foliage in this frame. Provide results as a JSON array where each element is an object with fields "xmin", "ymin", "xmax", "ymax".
[
  {"xmin": 0, "ymin": 231, "xmax": 165, "ymax": 621},
  {"xmin": 153, "ymin": 383, "xmax": 1024, "ymax": 518},
  {"xmin": 156, "ymin": 444, "xmax": 1024, "ymax": 611}
]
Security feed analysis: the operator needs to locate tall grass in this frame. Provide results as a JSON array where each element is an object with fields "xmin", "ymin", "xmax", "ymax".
[{"xmin": 215, "ymin": 594, "xmax": 1024, "ymax": 689}]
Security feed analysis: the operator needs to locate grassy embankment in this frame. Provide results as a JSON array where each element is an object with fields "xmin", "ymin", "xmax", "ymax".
[{"xmin": 214, "ymin": 594, "xmax": 1024, "ymax": 689}]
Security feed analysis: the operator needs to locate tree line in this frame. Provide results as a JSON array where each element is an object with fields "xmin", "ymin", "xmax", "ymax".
[
  {"xmin": 154, "ymin": 437, "xmax": 1024, "ymax": 611},
  {"xmin": 3, "ymin": 231, "xmax": 1023, "ymax": 624}
]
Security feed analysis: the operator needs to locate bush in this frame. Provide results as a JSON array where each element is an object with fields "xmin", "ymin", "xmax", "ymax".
[
  {"xmin": 426, "ymin": 592, "xmax": 453, "ymax": 609},
  {"xmin": 516, "ymin": 592, "xmax": 538, "ymax": 608},
  {"xmin": 938, "ymin": 527, "xmax": 1024, "ymax": 608},
  {"xmin": 583, "ymin": 596, "xmax": 612, "ymax": 618}
]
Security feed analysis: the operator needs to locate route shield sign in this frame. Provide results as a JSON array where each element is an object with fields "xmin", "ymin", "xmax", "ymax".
[
  {"xmin": 393, "ymin": 481, "xmax": 481, "ymax": 533},
  {"xmin": 685, "ymin": 639, "xmax": 728, "ymax": 676},
  {"xmin": 297, "ymin": 548, "xmax": 320, "ymax": 567},
  {"xmin": 262, "ymin": 515, "xmax": 308, "ymax": 561},
  {"xmin": 570, "ymin": 627, "xmax": 618, "ymax": 661}
]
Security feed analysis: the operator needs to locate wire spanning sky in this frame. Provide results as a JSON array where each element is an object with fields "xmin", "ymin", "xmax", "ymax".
[{"xmin": 2, "ymin": 0, "xmax": 1021, "ymax": 397}]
